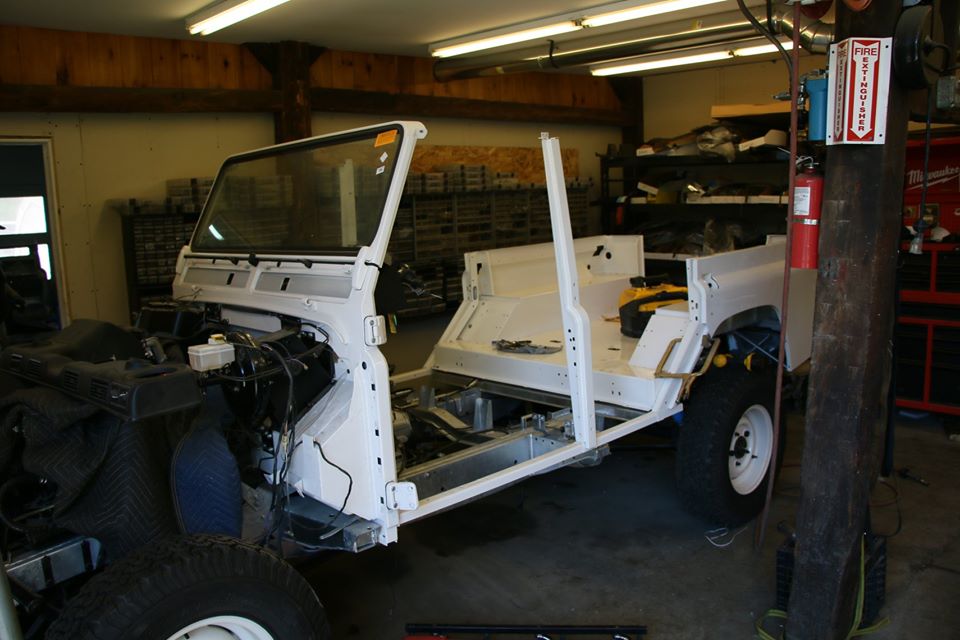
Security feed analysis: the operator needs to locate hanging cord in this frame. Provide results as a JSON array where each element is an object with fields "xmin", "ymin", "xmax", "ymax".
[
  {"xmin": 310, "ymin": 439, "xmax": 354, "ymax": 540},
  {"xmin": 754, "ymin": 0, "xmax": 802, "ymax": 551},
  {"xmin": 909, "ymin": 88, "xmax": 937, "ymax": 254},
  {"xmin": 736, "ymin": 0, "xmax": 793, "ymax": 78}
]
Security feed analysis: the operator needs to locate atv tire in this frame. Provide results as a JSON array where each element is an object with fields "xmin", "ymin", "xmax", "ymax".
[{"xmin": 46, "ymin": 534, "xmax": 331, "ymax": 640}]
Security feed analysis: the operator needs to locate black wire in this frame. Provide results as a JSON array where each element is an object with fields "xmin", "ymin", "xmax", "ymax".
[
  {"xmin": 312, "ymin": 440, "xmax": 354, "ymax": 539},
  {"xmin": 736, "ymin": 0, "xmax": 793, "ymax": 80},
  {"xmin": 260, "ymin": 342, "xmax": 297, "ymax": 552},
  {"xmin": 915, "ymin": 88, "xmax": 937, "ymax": 243},
  {"xmin": 298, "ymin": 320, "xmax": 330, "ymax": 344}
]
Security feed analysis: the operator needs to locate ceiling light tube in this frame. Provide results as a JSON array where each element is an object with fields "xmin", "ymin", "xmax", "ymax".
[
  {"xmin": 591, "ymin": 50, "xmax": 732, "ymax": 75},
  {"xmin": 733, "ymin": 41, "xmax": 795, "ymax": 57},
  {"xmin": 590, "ymin": 38, "xmax": 795, "ymax": 76},
  {"xmin": 186, "ymin": 0, "xmax": 291, "ymax": 36},
  {"xmin": 430, "ymin": 21, "xmax": 582, "ymax": 58},
  {"xmin": 582, "ymin": 0, "xmax": 726, "ymax": 28}
]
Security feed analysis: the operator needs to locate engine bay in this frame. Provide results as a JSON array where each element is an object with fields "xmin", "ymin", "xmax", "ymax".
[{"xmin": 0, "ymin": 297, "xmax": 580, "ymax": 569}]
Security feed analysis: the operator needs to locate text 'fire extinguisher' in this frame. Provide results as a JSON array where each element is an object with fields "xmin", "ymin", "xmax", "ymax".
[{"xmin": 791, "ymin": 165, "xmax": 823, "ymax": 270}]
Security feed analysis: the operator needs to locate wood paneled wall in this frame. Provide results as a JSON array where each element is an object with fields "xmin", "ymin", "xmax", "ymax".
[
  {"xmin": 309, "ymin": 51, "xmax": 620, "ymax": 110},
  {"xmin": 0, "ymin": 25, "xmax": 622, "ymax": 112},
  {"xmin": 0, "ymin": 26, "xmax": 273, "ymax": 90}
]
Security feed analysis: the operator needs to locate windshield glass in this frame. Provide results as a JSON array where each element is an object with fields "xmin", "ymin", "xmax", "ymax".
[{"xmin": 191, "ymin": 125, "xmax": 404, "ymax": 255}]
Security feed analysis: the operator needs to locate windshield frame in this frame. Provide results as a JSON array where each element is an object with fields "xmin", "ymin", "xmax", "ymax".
[{"xmin": 188, "ymin": 122, "xmax": 410, "ymax": 258}]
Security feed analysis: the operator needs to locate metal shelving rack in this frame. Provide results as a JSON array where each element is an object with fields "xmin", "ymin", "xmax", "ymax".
[
  {"xmin": 598, "ymin": 152, "xmax": 790, "ymax": 243},
  {"xmin": 389, "ymin": 187, "xmax": 590, "ymax": 317},
  {"xmin": 117, "ymin": 203, "xmax": 200, "ymax": 319},
  {"xmin": 116, "ymin": 187, "xmax": 591, "ymax": 320}
]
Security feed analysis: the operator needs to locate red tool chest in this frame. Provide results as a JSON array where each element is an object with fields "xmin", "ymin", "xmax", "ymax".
[
  {"xmin": 896, "ymin": 243, "xmax": 960, "ymax": 416},
  {"xmin": 902, "ymin": 136, "xmax": 960, "ymax": 236},
  {"xmin": 896, "ymin": 137, "xmax": 960, "ymax": 416},
  {"xmin": 896, "ymin": 137, "xmax": 960, "ymax": 415}
]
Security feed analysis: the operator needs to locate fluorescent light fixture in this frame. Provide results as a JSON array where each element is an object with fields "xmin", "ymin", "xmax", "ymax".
[
  {"xmin": 429, "ymin": 0, "xmax": 730, "ymax": 58},
  {"xmin": 582, "ymin": 0, "xmax": 726, "ymax": 28},
  {"xmin": 733, "ymin": 41, "xmax": 795, "ymax": 57},
  {"xmin": 186, "ymin": 0, "xmax": 291, "ymax": 36},
  {"xmin": 592, "ymin": 50, "xmax": 730, "ymax": 75},
  {"xmin": 430, "ymin": 21, "xmax": 581, "ymax": 58},
  {"xmin": 591, "ymin": 38, "xmax": 794, "ymax": 76}
]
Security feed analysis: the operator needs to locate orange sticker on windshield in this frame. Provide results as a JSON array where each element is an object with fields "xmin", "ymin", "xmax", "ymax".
[{"xmin": 375, "ymin": 130, "xmax": 398, "ymax": 147}]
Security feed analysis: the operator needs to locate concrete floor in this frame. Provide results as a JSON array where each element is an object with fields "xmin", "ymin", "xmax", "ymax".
[{"xmin": 302, "ymin": 313, "xmax": 960, "ymax": 639}]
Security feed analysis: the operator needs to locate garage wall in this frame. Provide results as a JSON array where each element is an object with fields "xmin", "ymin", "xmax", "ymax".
[
  {"xmin": 0, "ymin": 112, "xmax": 274, "ymax": 325},
  {"xmin": 643, "ymin": 54, "xmax": 827, "ymax": 139},
  {"xmin": 313, "ymin": 113, "xmax": 618, "ymax": 188},
  {"xmin": 0, "ymin": 112, "xmax": 618, "ymax": 326}
]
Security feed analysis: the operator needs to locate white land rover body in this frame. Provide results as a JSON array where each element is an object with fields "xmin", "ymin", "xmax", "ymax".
[
  {"xmin": 3, "ymin": 120, "xmax": 815, "ymax": 640},
  {"xmin": 171, "ymin": 120, "xmax": 814, "ymax": 549}
]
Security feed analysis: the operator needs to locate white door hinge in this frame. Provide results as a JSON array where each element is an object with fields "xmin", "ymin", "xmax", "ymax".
[
  {"xmin": 385, "ymin": 481, "xmax": 419, "ymax": 511},
  {"xmin": 364, "ymin": 315, "xmax": 387, "ymax": 346}
]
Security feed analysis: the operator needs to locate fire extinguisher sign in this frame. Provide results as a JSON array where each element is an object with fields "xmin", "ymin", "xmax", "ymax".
[{"xmin": 826, "ymin": 37, "xmax": 892, "ymax": 145}]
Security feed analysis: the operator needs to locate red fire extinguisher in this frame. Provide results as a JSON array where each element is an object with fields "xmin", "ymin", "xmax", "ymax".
[{"xmin": 791, "ymin": 165, "xmax": 823, "ymax": 269}]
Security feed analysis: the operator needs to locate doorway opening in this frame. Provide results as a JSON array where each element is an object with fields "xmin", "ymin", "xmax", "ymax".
[{"xmin": 0, "ymin": 142, "xmax": 63, "ymax": 343}]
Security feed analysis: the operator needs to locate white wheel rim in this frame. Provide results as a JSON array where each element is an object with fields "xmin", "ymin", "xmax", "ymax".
[
  {"xmin": 166, "ymin": 615, "xmax": 275, "ymax": 640},
  {"xmin": 727, "ymin": 404, "xmax": 774, "ymax": 495}
]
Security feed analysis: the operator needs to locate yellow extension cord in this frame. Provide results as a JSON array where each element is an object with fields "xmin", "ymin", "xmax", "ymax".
[{"xmin": 754, "ymin": 535, "xmax": 890, "ymax": 640}]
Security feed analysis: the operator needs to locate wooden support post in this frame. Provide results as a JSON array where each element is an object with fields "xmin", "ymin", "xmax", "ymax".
[
  {"xmin": 607, "ymin": 77, "xmax": 644, "ymax": 147},
  {"xmin": 246, "ymin": 41, "xmax": 324, "ymax": 143},
  {"xmin": 786, "ymin": 4, "xmax": 910, "ymax": 639}
]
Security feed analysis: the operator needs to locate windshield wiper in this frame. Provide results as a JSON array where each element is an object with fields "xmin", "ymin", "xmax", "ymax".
[{"xmin": 184, "ymin": 253, "xmax": 351, "ymax": 268}]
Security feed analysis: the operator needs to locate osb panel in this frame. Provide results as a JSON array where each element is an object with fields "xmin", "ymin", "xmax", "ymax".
[{"xmin": 411, "ymin": 145, "xmax": 580, "ymax": 183}]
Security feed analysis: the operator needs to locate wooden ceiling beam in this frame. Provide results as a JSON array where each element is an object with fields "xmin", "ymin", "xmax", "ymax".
[
  {"xmin": 0, "ymin": 83, "xmax": 631, "ymax": 126},
  {"xmin": 310, "ymin": 87, "xmax": 633, "ymax": 126},
  {"xmin": 0, "ymin": 84, "xmax": 281, "ymax": 112},
  {"xmin": 606, "ymin": 77, "xmax": 644, "ymax": 146}
]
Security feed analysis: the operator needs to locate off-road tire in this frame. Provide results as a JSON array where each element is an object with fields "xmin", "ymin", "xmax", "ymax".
[
  {"xmin": 675, "ymin": 364, "xmax": 783, "ymax": 526},
  {"xmin": 46, "ymin": 534, "xmax": 331, "ymax": 640}
]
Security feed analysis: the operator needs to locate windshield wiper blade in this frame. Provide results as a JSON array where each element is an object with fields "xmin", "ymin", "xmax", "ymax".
[{"xmin": 184, "ymin": 253, "xmax": 351, "ymax": 268}]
